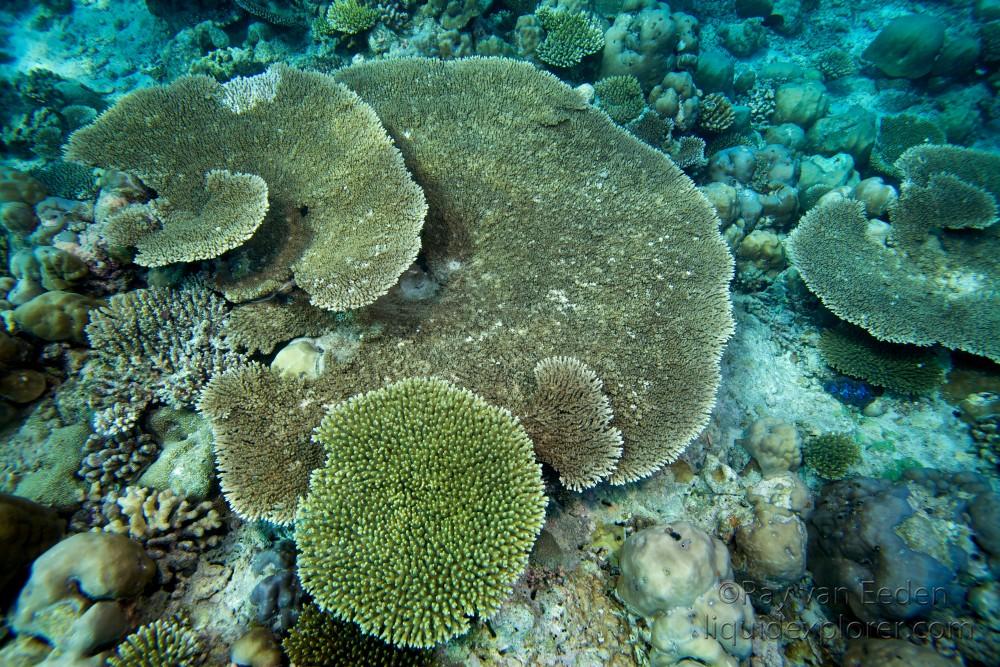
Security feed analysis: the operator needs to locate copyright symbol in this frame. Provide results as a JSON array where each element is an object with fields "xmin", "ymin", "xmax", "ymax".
[{"xmin": 719, "ymin": 582, "xmax": 741, "ymax": 604}]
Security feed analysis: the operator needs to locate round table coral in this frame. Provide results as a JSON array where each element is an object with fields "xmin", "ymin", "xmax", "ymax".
[{"xmin": 294, "ymin": 377, "xmax": 547, "ymax": 648}]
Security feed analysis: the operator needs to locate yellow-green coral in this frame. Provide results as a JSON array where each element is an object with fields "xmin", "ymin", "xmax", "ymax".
[
  {"xmin": 535, "ymin": 7, "xmax": 605, "ymax": 68},
  {"xmin": 67, "ymin": 65, "xmax": 426, "ymax": 311},
  {"xmin": 594, "ymin": 75, "xmax": 645, "ymax": 124},
  {"xmin": 108, "ymin": 618, "xmax": 204, "ymax": 667},
  {"xmin": 295, "ymin": 377, "xmax": 547, "ymax": 648},
  {"xmin": 321, "ymin": 0, "xmax": 380, "ymax": 35},
  {"xmin": 283, "ymin": 603, "xmax": 432, "ymax": 666},
  {"xmin": 803, "ymin": 433, "xmax": 860, "ymax": 480}
]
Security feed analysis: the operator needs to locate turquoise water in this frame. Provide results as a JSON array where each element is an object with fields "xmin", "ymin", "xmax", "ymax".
[{"xmin": 0, "ymin": 1, "xmax": 998, "ymax": 665}]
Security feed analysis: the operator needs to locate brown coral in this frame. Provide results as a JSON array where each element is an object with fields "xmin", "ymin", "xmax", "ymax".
[
  {"xmin": 524, "ymin": 356, "xmax": 623, "ymax": 491},
  {"xmin": 698, "ymin": 93, "xmax": 735, "ymax": 134}
]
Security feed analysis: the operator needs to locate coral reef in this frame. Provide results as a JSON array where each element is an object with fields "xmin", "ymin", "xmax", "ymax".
[
  {"xmin": 535, "ymin": 7, "xmax": 604, "ymax": 68},
  {"xmin": 803, "ymin": 432, "xmax": 860, "ymax": 480},
  {"xmin": 295, "ymin": 377, "xmax": 547, "ymax": 648},
  {"xmin": 818, "ymin": 325, "xmax": 947, "ymax": 395}
]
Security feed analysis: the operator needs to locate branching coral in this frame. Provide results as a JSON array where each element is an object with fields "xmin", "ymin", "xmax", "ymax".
[
  {"xmin": 283, "ymin": 603, "xmax": 433, "ymax": 666},
  {"xmin": 535, "ymin": 7, "xmax": 605, "ymax": 68},
  {"xmin": 198, "ymin": 363, "xmax": 328, "ymax": 524},
  {"xmin": 295, "ymin": 377, "xmax": 546, "ymax": 648},
  {"xmin": 803, "ymin": 433, "xmax": 860, "ymax": 480},
  {"xmin": 78, "ymin": 430, "xmax": 159, "ymax": 499},
  {"xmin": 321, "ymin": 0, "xmax": 380, "ymax": 34},
  {"xmin": 524, "ymin": 356, "xmax": 623, "ymax": 491},
  {"xmin": 698, "ymin": 93, "xmax": 735, "ymax": 134},
  {"xmin": 66, "ymin": 65, "xmax": 426, "ymax": 311},
  {"xmin": 819, "ymin": 325, "xmax": 947, "ymax": 395},
  {"xmin": 594, "ymin": 75, "xmax": 645, "ymax": 124},
  {"xmin": 84, "ymin": 285, "xmax": 243, "ymax": 436},
  {"xmin": 108, "ymin": 617, "xmax": 204, "ymax": 667},
  {"xmin": 787, "ymin": 144, "xmax": 1000, "ymax": 363}
]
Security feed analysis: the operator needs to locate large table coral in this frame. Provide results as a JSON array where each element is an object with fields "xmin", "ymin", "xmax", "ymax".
[{"xmin": 203, "ymin": 56, "xmax": 734, "ymax": 523}]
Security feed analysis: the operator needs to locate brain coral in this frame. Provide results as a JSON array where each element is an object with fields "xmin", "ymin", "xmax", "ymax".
[
  {"xmin": 295, "ymin": 377, "xmax": 546, "ymax": 648},
  {"xmin": 787, "ymin": 144, "xmax": 999, "ymax": 362},
  {"xmin": 66, "ymin": 64, "xmax": 426, "ymax": 311}
]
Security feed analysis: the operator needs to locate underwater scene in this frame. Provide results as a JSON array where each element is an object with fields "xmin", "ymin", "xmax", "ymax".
[{"xmin": 0, "ymin": 0, "xmax": 999, "ymax": 665}]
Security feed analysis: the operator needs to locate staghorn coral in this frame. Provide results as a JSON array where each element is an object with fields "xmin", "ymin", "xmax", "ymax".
[
  {"xmin": 283, "ymin": 602, "xmax": 433, "ymax": 666},
  {"xmin": 321, "ymin": 0, "xmax": 380, "ymax": 35},
  {"xmin": 334, "ymin": 58, "xmax": 735, "ymax": 484},
  {"xmin": 66, "ymin": 65, "xmax": 426, "ymax": 311},
  {"xmin": 593, "ymin": 75, "xmax": 645, "ymax": 125},
  {"xmin": 697, "ymin": 92, "xmax": 735, "ymax": 134},
  {"xmin": 535, "ymin": 7, "xmax": 605, "ymax": 68},
  {"xmin": 226, "ymin": 295, "xmax": 341, "ymax": 355},
  {"xmin": 84, "ymin": 285, "xmax": 243, "ymax": 436},
  {"xmin": 199, "ymin": 363, "xmax": 327, "ymax": 524},
  {"xmin": 819, "ymin": 325, "xmax": 947, "ymax": 395},
  {"xmin": 814, "ymin": 47, "xmax": 857, "ymax": 80},
  {"xmin": 94, "ymin": 486, "xmax": 224, "ymax": 575},
  {"xmin": 523, "ymin": 356, "xmax": 623, "ymax": 491},
  {"xmin": 803, "ymin": 433, "xmax": 860, "ymax": 480},
  {"xmin": 295, "ymin": 377, "xmax": 547, "ymax": 648},
  {"xmin": 108, "ymin": 617, "xmax": 204, "ymax": 667}
]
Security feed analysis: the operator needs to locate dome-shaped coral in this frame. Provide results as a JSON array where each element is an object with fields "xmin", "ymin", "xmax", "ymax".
[{"xmin": 295, "ymin": 377, "xmax": 547, "ymax": 648}]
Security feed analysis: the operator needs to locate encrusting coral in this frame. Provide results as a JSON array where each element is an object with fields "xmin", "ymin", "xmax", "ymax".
[
  {"xmin": 66, "ymin": 64, "xmax": 426, "ymax": 311},
  {"xmin": 523, "ymin": 356, "xmax": 623, "ymax": 491},
  {"xmin": 107, "ymin": 617, "xmax": 204, "ymax": 667},
  {"xmin": 84, "ymin": 285, "xmax": 244, "ymax": 436},
  {"xmin": 295, "ymin": 377, "xmax": 547, "ymax": 648}
]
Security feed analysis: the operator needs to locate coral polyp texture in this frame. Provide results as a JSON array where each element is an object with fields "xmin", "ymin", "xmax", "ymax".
[
  {"xmin": 818, "ymin": 325, "xmax": 947, "ymax": 395},
  {"xmin": 787, "ymin": 145, "xmax": 1000, "ymax": 363},
  {"xmin": 332, "ymin": 57, "xmax": 733, "ymax": 484},
  {"xmin": 524, "ymin": 356, "xmax": 623, "ymax": 491},
  {"xmin": 84, "ymin": 285, "xmax": 242, "ymax": 436},
  {"xmin": 65, "ymin": 64, "xmax": 426, "ymax": 311},
  {"xmin": 107, "ymin": 618, "xmax": 204, "ymax": 667},
  {"xmin": 199, "ymin": 362, "xmax": 328, "ymax": 525},
  {"xmin": 294, "ymin": 377, "xmax": 547, "ymax": 648},
  {"xmin": 534, "ymin": 7, "xmax": 605, "ymax": 68}
]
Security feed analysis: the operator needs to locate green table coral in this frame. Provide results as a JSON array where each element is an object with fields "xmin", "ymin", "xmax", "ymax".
[
  {"xmin": 295, "ymin": 377, "xmax": 547, "ymax": 648},
  {"xmin": 819, "ymin": 325, "xmax": 947, "ymax": 395},
  {"xmin": 66, "ymin": 65, "xmax": 426, "ymax": 311}
]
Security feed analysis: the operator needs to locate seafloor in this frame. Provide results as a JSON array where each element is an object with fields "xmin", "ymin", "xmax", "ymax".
[{"xmin": 0, "ymin": 0, "xmax": 998, "ymax": 666}]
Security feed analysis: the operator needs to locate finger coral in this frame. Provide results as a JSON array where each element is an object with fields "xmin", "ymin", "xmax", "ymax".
[
  {"xmin": 295, "ymin": 377, "xmax": 547, "ymax": 648},
  {"xmin": 66, "ymin": 64, "xmax": 426, "ymax": 311},
  {"xmin": 108, "ymin": 618, "xmax": 204, "ymax": 667},
  {"xmin": 524, "ymin": 356, "xmax": 623, "ymax": 491},
  {"xmin": 535, "ymin": 7, "xmax": 605, "ymax": 68},
  {"xmin": 84, "ymin": 285, "xmax": 243, "ymax": 436}
]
